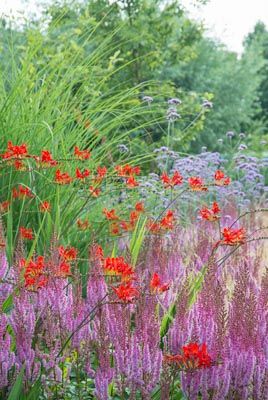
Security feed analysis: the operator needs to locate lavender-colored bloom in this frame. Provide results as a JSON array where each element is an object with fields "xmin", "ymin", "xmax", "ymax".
[
  {"xmin": 166, "ymin": 107, "xmax": 181, "ymax": 121},
  {"xmin": 0, "ymin": 313, "xmax": 15, "ymax": 388},
  {"xmin": 142, "ymin": 95, "xmax": 153, "ymax": 103},
  {"xmin": 239, "ymin": 132, "xmax": 246, "ymax": 138},
  {"xmin": 226, "ymin": 131, "xmax": 235, "ymax": 138},
  {"xmin": 168, "ymin": 98, "xmax": 182, "ymax": 105},
  {"xmin": 238, "ymin": 144, "xmax": 247, "ymax": 151},
  {"xmin": 117, "ymin": 144, "xmax": 129, "ymax": 153},
  {"xmin": 160, "ymin": 146, "xmax": 169, "ymax": 152},
  {"xmin": 202, "ymin": 99, "xmax": 213, "ymax": 109}
]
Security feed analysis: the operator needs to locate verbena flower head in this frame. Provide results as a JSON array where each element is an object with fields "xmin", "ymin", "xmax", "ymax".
[
  {"xmin": 142, "ymin": 95, "xmax": 153, "ymax": 103},
  {"xmin": 166, "ymin": 107, "xmax": 181, "ymax": 121},
  {"xmin": 202, "ymin": 99, "xmax": 213, "ymax": 108},
  {"xmin": 226, "ymin": 130, "xmax": 235, "ymax": 138},
  {"xmin": 168, "ymin": 98, "xmax": 181, "ymax": 105},
  {"xmin": 117, "ymin": 144, "xmax": 129, "ymax": 153},
  {"xmin": 238, "ymin": 144, "xmax": 248, "ymax": 151}
]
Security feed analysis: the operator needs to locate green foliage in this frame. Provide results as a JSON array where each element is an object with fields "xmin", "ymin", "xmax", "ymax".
[
  {"xmin": 7, "ymin": 366, "xmax": 25, "ymax": 400},
  {"xmin": 130, "ymin": 216, "xmax": 147, "ymax": 267},
  {"xmin": 176, "ymin": 37, "xmax": 264, "ymax": 151},
  {"xmin": 160, "ymin": 302, "xmax": 176, "ymax": 348}
]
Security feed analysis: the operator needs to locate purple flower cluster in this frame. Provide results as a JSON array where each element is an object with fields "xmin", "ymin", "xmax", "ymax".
[{"xmin": 139, "ymin": 149, "xmax": 268, "ymax": 211}]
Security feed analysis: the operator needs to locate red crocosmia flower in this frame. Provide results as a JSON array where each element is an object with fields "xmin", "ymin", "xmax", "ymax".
[
  {"xmin": 120, "ymin": 220, "xmax": 132, "ymax": 231},
  {"xmin": 126, "ymin": 176, "xmax": 139, "ymax": 188},
  {"xmin": 161, "ymin": 171, "xmax": 183, "ymax": 188},
  {"xmin": 131, "ymin": 166, "xmax": 141, "ymax": 175},
  {"xmin": 112, "ymin": 281, "xmax": 139, "ymax": 302},
  {"xmin": 130, "ymin": 210, "xmax": 139, "ymax": 224},
  {"xmin": 214, "ymin": 170, "xmax": 231, "ymax": 186},
  {"xmin": 164, "ymin": 342, "xmax": 212, "ymax": 370},
  {"xmin": 164, "ymin": 354, "xmax": 183, "ymax": 364},
  {"xmin": 89, "ymin": 186, "xmax": 101, "ymax": 197},
  {"xmin": 2, "ymin": 141, "xmax": 28, "ymax": 159},
  {"xmin": 56, "ymin": 261, "xmax": 72, "ymax": 278},
  {"xmin": 94, "ymin": 244, "xmax": 104, "ymax": 260},
  {"xmin": 77, "ymin": 219, "xmax": 90, "ymax": 230},
  {"xmin": 103, "ymin": 257, "xmax": 134, "ymax": 279},
  {"xmin": 182, "ymin": 343, "xmax": 212, "ymax": 368},
  {"xmin": 188, "ymin": 177, "xmax": 208, "ymax": 191},
  {"xmin": 19, "ymin": 227, "xmax": 34, "ymax": 240},
  {"xmin": 103, "ymin": 208, "xmax": 119, "ymax": 220},
  {"xmin": 20, "ymin": 256, "xmax": 47, "ymax": 290},
  {"xmin": 12, "ymin": 185, "xmax": 34, "ymax": 199},
  {"xmin": 58, "ymin": 245, "xmax": 78, "ymax": 261},
  {"xmin": 97, "ymin": 166, "xmax": 107, "ymax": 178},
  {"xmin": 120, "ymin": 211, "xmax": 140, "ymax": 232},
  {"xmin": 0, "ymin": 200, "xmax": 10, "ymax": 213},
  {"xmin": 76, "ymin": 168, "xmax": 90, "ymax": 180},
  {"xmin": 211, "ymin": 201, "xmax": 221, "ymax": 214},
  {"xmin": 135, "ymin": 202, "xmax": 145, "ymax": 212},
  {"xmin": 150, "ymin": 272, "xmax": 170, "ymax": 293},
  {"xmin": 13, "ymin": 160, "xmax": 27, "ymax": 171},
  {"xmin": 37, "ymin": 150, "xmax": 58, "ymax": 167},
  {"xmin": 110, "ymin": 222, "xmax": 120, "ymax": 235},
  {"xmin": 115, "ymin": 164, "xmax": 141, "ymax": 177},
  {"xmin": 40, "ymin": 201, "xmax": 51, "ymax": 212},
  {"xmin": 55, "ymin": 169, "xmax": 72, "ymax": 185},
  {"xmin": 160, "ymin": 210, "xmax": 175, "ymax": 230},
  {"xmin": 90, "ymin": 243, "xmax": 104, "ymax": 260},
  {"xmin": 147, "ymin": 220, "xmax": 161, "ymax": 234},
  {"xmin": 221, "ymin": 227, "xmax": 246, "ymax": 246},
  {"xmin": 74, "ymin": 146, "xmax": 91, "ymax": 160},
  {"xmin": 199, "ymin": 201, "xmax": 221, "ymax": 222}
]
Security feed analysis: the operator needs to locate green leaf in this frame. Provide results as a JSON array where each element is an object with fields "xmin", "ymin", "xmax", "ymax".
[
  {"xmin": 24, "ymin": 378, "xmax": 41, "ymax": 400},
  {"xmin": 108, "ymin": 381, "xmax": 116, "ymax": 396},
  {"xmin": 130, "ymin": 217, "xmax": 147, "ymax": 267},
  {"xmin": 2, "ymin": 292, "xmax": 14, "ymax": 313},
  {"xmin": 7, "ymin": 365, "xmax": 25, "ymax": 400},
  {"xmin": 188, "ymin": 266, "xmax": 207, "ymax": 307},
  {"xmin": 160, "ymin": 302, "xmax": 176, "ymax": 348}
]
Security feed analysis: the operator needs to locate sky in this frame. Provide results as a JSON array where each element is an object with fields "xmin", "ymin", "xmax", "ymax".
[
  {"xmin": 0, "ymin": 0, "xmax": 268, "ymax": 54},
  {"xmin": 181, "ymin": 0, "xmax": 268, "ymax": 53}
]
